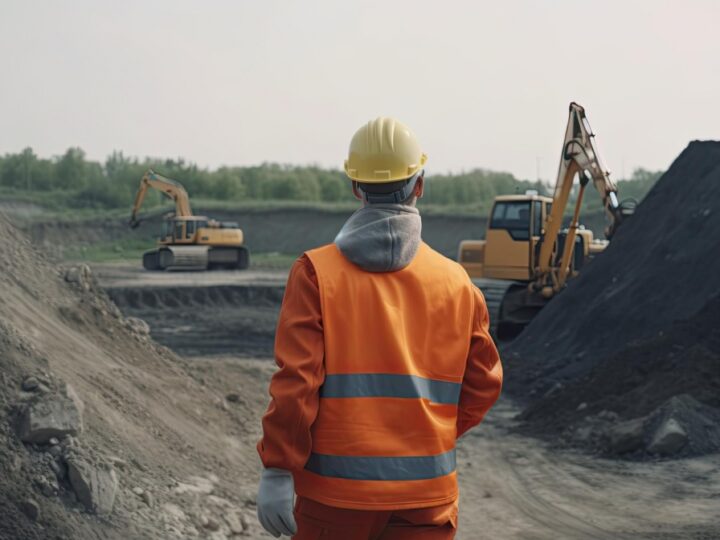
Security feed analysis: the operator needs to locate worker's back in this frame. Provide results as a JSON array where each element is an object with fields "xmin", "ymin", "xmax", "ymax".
[
  {"xmin": 256, "ymin": 117, "xmax": 502, "ymax": 539},
  {"xmin": 294, "ymin": 241, "xmax": 476, "ymax": 510}
]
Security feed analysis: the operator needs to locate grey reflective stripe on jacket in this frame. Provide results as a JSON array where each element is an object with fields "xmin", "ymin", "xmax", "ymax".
[
  {"xmin": 305, "ymin": 449, "xmax": 456, "ymax": 481},
  {"xmin": 320, "ymin": 373, "xmax": 461, "ymax": 405}
]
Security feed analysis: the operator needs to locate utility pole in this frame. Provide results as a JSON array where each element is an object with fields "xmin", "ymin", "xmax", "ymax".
[{"xmin": 24, "ymin": 148, "xmax": 31, "ymax": 191}]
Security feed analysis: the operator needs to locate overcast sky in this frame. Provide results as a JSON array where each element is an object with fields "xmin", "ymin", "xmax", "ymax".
[{"xmin": 1, "ymin": 0, "xmax": 718, "ymax": 181}]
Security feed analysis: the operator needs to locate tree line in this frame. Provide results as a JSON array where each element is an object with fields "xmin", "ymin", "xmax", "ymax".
[{"xmin": 0, "ymin": 147, "xmax": 660, "ymax": 211}]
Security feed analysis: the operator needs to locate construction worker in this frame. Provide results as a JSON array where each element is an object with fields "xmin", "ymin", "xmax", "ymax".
[{"xmin": 257, "ymin": 117, "xmax": 503, "ymax": 539}]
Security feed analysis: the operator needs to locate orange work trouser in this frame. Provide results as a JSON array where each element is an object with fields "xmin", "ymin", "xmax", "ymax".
[{"xmin": 292, "ymin": 496, "xmax": 458, "ymax": 540}]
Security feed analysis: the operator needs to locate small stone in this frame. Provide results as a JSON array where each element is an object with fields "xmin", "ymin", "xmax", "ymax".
[
  {"xmin": 240, "ymin": 514, "xmax": 249, "ymax": 530},
  {"xmin": 225, "ymin": 393, "xmax": 240, "ymax": 403},
  {"xmin": 108, "ymin": 456, "xmax": 127, "ymax": 470},
  {"xmin": 648, "ymin": 418, "xmax": 688, "ymax": 456},
  {"xmin": 204, "ymin": 517, "xmax": 221, "ymax": 531},
  {"xmin": 48, "ymin": 445, "xmax": 62, "ymax": 458},
  {"xmin": 576, "ymin": 402, "xmax": 588, "ymax": 411},
  {"xmin": 132, "ymin": 487, "xmax": 144, "ymax": 496},
  {"xmin": 543, "ymin": 382, "xmax": 564, "ymax": 399},
  {"xmin": 49, "ymin": 459, "xmax": 67, "ymax": 481},
  {"xmin": 61, "ymin": 436, "xmax": 76, "ymax": 447},
  {"xmin": 49, "ymin": 437, "xmax": 60, "ymax": 446},
  {"xmin": 573, "ymin": 426, "xmax": 594, "ymax": 444},
  {"xmin": 22, "ymin": 376, "xmax": 40, "ymax": 392},
  {"xmin": 18, "ymin": 499, "xmax": 40, "ymax": 521},
  {"xmin": 64, "ymin": 264, "xmax": 92, "ymax": 289},
  {"xmin": 125, "ymin": 317, "xmax": 150, "ymax": 336},
  {"xmin": 225, "ymin": 511, "xmax": 245, "ymax": 534},
  {"xmin": 141, "ymin": 491, "xmax": 154, "ymax": 508},
  {"xmin": 598, "ymin": 410, "xmax": 619, "ymax": 422},
  {"xmin": 40, "ymin": 476, "xmax": 59, "ymax": 497}
]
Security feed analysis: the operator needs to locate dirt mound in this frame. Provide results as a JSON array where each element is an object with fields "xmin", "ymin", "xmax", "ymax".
[
  {"xmin": 518, "ymin": 295, "xmax": 720, "ymax": 457},
  {"xmin": 504, "ymin": 141, "xmax": 720, "ymax": 455},
  {"xmin": 0, "ymin": 214, "xmax": 271, "ymax": 538}
]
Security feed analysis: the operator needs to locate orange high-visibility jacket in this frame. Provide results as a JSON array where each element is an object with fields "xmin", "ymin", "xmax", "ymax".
[{"xmin": 258, "ymin": 242, "xmax": 502, "ymax": 510}]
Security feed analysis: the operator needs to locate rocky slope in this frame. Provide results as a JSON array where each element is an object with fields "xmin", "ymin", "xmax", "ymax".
[{"xmin": 0, "ymin": 214, "xmax": 273, "ymax": 539}]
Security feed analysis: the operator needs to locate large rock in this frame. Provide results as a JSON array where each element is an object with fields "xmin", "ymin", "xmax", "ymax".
[
  {"xmin": 67, "ymin": 458, "xmax": 118, "ymax": 515},
  {"xmin": 606, "ymin": 418, "xmax": 645, "ymax": 455},
  {"xmin": 648, "ymin": 418, "xmax": 688, "ymax": 456},
  {"xmin": 18, "ymin": 384, "xmax": 84, "ymax": 444}
]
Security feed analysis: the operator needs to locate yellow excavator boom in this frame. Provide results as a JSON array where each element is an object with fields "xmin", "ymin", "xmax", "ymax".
[
  {"xmin": 536, "ymin": 102, "xmax": 629, "ymax": 290},
  {"xmin": 457, "ymin": 102, "xmax": 634, "ymax": 338},
  {"xmin": 129, "ymin": 169, "xmax": 193, "ymax": 228}
]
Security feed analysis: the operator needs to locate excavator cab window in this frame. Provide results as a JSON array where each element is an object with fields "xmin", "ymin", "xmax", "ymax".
[
  {"xmin": 490, "ymin": 202, "xmax": 530, "ymax": 240},
  {"xmin": 162, "ymin": 220, "xmax": 173, "ymax": 239},
  {"xmin": 186, "ymin": 220, "xmax": 196, "ymax": 239},
  {"xmin": 174, "ymin": 221, "xmax": 184, "ymax": 241},
  {"xmin": 532, "ymin": 201, "xmax": 543, "ymax": 236}
]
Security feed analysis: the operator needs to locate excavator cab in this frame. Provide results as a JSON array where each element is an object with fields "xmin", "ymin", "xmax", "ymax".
[
  {"xmin": 482, "ymin": 194, "xmax": 553, "ymax": 281},
  {"xmin": 160, "ymin": 217, "xmax": 208, "ymax": 245}
]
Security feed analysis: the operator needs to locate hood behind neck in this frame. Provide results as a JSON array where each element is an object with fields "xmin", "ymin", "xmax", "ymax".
[{"xmin": 334, "ymin": 204, "xmax": 422, "ymax": 272}]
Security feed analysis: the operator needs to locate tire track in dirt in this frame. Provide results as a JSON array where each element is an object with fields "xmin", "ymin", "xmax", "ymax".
[{"xmin": 455, "ymin": 401, "xmax": 720, "ymax": 539}]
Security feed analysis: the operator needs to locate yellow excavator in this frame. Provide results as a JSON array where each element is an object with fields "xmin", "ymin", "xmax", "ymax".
[
  {"xmin": 129, "ymin": 170, "xmax": 250, "ymax": 271},
  {"xmin": 458, "ymin": 102, "xmax": 635, "ymax": 337}
]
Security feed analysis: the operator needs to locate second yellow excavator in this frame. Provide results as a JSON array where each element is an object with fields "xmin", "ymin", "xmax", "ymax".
[
  {"xmin": 129, "ymin": 170, "xmax": 250, "ymax": 271},
  {"xmin": 458, "ymin": 102, "xmax": 635, "ymax": 337}
]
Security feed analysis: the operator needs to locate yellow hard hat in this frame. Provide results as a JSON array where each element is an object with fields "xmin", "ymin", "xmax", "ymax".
[{"xmin": 344, "ymin": 117, "xmax": 428, "ymax": 183}]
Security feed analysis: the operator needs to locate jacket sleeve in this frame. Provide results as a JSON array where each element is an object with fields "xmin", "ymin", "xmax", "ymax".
[
  {"xmin": 456, "ymin": 285, "xmax": 503, "ymax": 438},
  {"xmin": 257, "ymin": 255, "xmax": 325, "ymax": 471}
]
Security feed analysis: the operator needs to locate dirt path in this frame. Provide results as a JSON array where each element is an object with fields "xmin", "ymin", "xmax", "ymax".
[
  {"xmin": 456, "ymin": 400, "xmax": 720, "ymax": 539},
  {"xmin": 92, "ymin": 261, "xmax": 288, "ymax": 289},
  {"xmin": 182, "ymin": 356, "xmax": 720, "ymax": 540}
]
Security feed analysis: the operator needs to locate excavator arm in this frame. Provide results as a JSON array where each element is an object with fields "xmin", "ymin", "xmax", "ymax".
[
  {"xmin": 129, "ymin": 170, "xmax": 193, "ymax": 228},
  {"xmin": 536, "ymin": 102, "xmax": 631, "ymax": 289}
]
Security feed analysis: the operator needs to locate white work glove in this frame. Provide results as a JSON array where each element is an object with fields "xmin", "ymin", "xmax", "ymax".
[{"xmin": 257, "ymin": 468, "xmax": 297, "ymax": 537}]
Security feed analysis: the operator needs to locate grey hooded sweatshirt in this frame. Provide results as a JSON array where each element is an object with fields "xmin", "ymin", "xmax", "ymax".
[{"xmin": 334, "ymin": 204, "xmax": 422, "ymax": 272}]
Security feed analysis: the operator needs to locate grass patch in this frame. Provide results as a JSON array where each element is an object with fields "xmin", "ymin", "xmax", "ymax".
[
  {"xmin": 250, "ymin": 252, "xmax": 298, "ymax": 270},
  {"xmin": 63, "ymin": 238, "xmax": 151, "ymax": 263}
]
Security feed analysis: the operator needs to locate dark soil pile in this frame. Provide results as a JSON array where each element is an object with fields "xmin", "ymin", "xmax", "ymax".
[
  {"xmin": 503, "ymin": 141, "xmax": 720, "ymax": 453},
  {"xmin": 519, "ymin": 294, "xmax": 720, "ymax": 440}
]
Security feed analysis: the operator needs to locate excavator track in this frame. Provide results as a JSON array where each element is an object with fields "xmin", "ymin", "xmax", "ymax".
[
  {"xmin": 142, "ymin": 246, "xmax": 250, "ymax": 271},
  {"xmin": 471, "ymin": 278, "xmax": 517, "ymax": 338}
]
